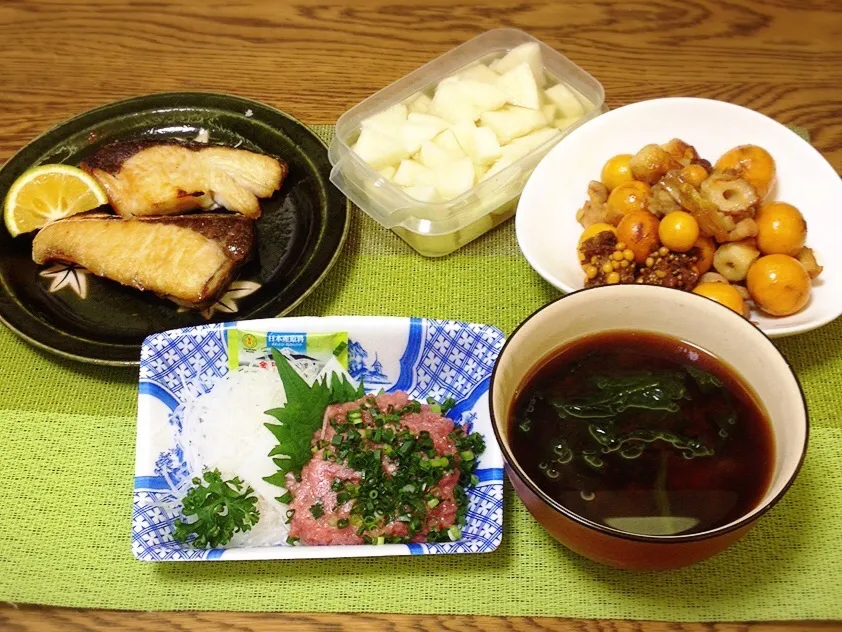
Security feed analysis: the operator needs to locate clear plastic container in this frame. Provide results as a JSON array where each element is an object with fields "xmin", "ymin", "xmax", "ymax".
[{"xmin": 329, "ymin": 28, "xmax": 605, "ymax": 257}]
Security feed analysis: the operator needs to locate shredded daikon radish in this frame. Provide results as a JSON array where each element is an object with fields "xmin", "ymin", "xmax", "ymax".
[{"xmin": 174, "ymin": 364, "xmax": 290, "ymax": 547}]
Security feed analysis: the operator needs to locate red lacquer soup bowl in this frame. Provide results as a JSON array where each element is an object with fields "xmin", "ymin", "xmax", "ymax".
[{"xmin": 490, "ymin": 285, "xmax": 808, "ymax": 570}]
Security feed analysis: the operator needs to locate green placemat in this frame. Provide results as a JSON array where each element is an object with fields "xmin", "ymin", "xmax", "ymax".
[{"xmin": 1, "ymin": 125, "xmax": 841, "ymax": 621}]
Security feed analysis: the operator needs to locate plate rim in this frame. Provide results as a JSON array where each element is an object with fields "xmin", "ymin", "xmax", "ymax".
[{"xmin": 0, "ymin": 92, "xmax": 350, "ymax": 365}]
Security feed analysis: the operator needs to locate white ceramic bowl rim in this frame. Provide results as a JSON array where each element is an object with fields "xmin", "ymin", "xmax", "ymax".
[{"xmin": 490, "ymin": 284, "xmax": 810, "ymax": 543}]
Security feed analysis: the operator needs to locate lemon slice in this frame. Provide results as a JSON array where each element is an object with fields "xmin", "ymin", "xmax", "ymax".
[{"xmin": 3, "ymin": 164, "xmax": 108, "ymax": 237}]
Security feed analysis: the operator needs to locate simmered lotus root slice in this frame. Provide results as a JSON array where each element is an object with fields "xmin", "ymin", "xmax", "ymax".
[{"xmin": 701, "ymin": 173, "xmax": 759, "ymax": 216}]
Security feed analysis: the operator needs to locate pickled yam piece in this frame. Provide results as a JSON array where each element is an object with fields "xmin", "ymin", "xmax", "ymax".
[
  {"xmin": 353, "ymin": 127, "xmax": 410, "ymax": 170},
  {"xmin": 402, "ymin": 185, "xmax": 442, "ymax": 203},
  {"xmin": 433, "ymin": 157, "xmax": 476, "ymax": 199},
  {"xmin": 393, "ymin": 159, "xmax": 434, "ymax": 187},
  {"xmin": 451, "ymin": 122, "xmax": 502, "ymax": 166},
  {"xmin": 405, "ymin": 93, "xmax": 432, "ymax": 114},
  {"xmin": 454, "ymin": 63, "xmax": 500, "ymax": 84},
  {"xmin": 496, "ymin": 62, "xmax": 542, "ymax": 110},
  {"xmin": 418, "ymin": 140, "xmax": 460, "ymax": 168},
  {"xmin": 360, "ymin": 103, "xmax": 408, "ymax": 131},
  {"xmin": 480, "ymin": 106, "xmax": 548, "ymax": 145},
  {"xmin": 489, "ymin": 41, "xmax": 546, "ymax": 87},
  {"xmin": 32, "ymin": 212, "xmax": 254, "ymax": 309},
  {"xmin": 430, "ymin": 82, "xmax": 478, "ymax": 124},
  {"xmin": 544, "ymin": 83, "xmax": 585, "ymax": 118},
  {"xmin": 398, "ymin": 113, "xmax": 450, "ymax": 154}
]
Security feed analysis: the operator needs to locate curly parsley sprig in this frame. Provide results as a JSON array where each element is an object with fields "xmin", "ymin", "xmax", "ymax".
[{"xmin": 173, "ymin": 469, "xmax": 260, "ymax": 549}]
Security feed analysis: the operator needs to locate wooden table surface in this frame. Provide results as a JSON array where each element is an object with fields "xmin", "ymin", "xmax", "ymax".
[{"xmin": 1, "ymin": 0, "xmax": 841, "ymax": 629}]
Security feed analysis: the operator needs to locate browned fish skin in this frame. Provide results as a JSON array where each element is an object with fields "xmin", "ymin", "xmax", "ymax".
[
  {"xmin": 81, "ymin": 140, "xmax": 287, "ymax": 219},
  {"xmin": 32, "ymin": 212, "xmax": 255, "ymax": 309}
]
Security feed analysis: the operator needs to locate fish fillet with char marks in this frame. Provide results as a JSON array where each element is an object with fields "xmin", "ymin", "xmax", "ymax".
[
  {"xmin": 32, "ymin": 212, "xmax": 254, "ymax": 309},
  {"xmin": 81, "ymin": 140, "xmax": 287, "ymax": 219}
]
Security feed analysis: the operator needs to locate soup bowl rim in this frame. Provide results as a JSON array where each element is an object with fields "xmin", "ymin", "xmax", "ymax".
[{"xmin": 490, "ymin": 284, "xmax": 810, "ymax": 544}]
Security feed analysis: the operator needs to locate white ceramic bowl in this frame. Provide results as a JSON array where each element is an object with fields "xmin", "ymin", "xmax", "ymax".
[{"xmin": 516, "ymin": 97, "xmax": 842, "ymax": 337}]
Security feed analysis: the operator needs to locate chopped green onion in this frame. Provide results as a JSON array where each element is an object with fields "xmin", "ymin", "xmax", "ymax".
[
  {"xmin": 460, "ymin": 450, "xmax": 475, "ymax": 461},
  {"xmin": 447, "ymin": 525, "xmax": 461, "ymax": 541},
  {"xmin": 286, "ymin": 536, "xmax": 299, "ymax": 545},
  {"xmin": 376, "ymin": 536, "xmax": 385, "ymax": 545},
  {"xmin": 427, "ymin": 498, "xmax": 440, "ymax": 508},
  {"xmin": 337, "ymin": 518, "xmax": 349, "ymax": 529},
  {"xmin": 429, "ymin": 404, "xmax": 442, "ymax": 414},
  {"xmin": 309, "ymin": 502, "xmax": 325, "ymax": 519}
]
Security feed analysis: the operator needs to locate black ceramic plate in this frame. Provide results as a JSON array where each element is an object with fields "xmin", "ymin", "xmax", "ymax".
[{"xmin": 0, "ymin": 93, "xmax": 348, "ymax": 365}]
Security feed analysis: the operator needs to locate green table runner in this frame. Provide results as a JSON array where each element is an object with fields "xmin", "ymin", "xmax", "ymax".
[{"xmin": 1, "ymin": 125, "xmax": 841, "ymax": 621}]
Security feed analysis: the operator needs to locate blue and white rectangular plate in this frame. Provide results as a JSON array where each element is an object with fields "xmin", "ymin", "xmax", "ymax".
[{"xmin": 134, "ymin": 316, "xmax": 505, "ymax": 561}]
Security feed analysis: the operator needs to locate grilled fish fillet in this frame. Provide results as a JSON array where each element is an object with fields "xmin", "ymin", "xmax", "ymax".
[
  {"xmin": 81, "ymin": 140, "xmax": 287, "ymax": 219},
  {"xmin": 32, "ymin": 212, "xmax": 254, "ymax": 309}
]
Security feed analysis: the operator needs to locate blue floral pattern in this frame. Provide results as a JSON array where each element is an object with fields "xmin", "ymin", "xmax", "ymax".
[{"xmin": 134, "ymin": 317, "xmax": 505, "ymax": 561}]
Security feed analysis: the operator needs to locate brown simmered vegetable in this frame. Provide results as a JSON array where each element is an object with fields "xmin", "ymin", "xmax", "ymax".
[
  {"xmin": 576, "ymin": 181, "xmax": 610, "ymax": 228},
  {"xmin": 725, "ymin": 218, "xmax": 758, "ymax": 243},
  {"xmin": 796, "ymin": 246, "xmax": 823, "ymax": 279},
  {"xmin": 661, "ymin": 138, "xmax": 701, "ymax": 167},
  {"xmin": 630, "ymin": 144, "xmax": 682, "ymax": 185},
  {"xmin": 714, "ymin": 145, "xmax": 777, "ymax": 200},
  {"xmin": 712, "ymin": 240, "xmax": 760, "ymax": 282},
  {"xmin": 660, "ymin": 172, "xmax": 734, "ymax": 242},
  {"xmin": 648, "ymin": 182, "xmax": 682, "ymax": 217},
  {"xmin": 700, "ymin": 173, "xmax": 759, "ymax": 217}
]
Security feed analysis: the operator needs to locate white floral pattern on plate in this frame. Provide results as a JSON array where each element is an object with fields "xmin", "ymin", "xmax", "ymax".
[
  {"xmin": 175, "ymin": 280, "xmax": 262, "ymax": 319},
  {"xmin": 40, "ymin": 263, "xmax": 89, "ymax": 299}
]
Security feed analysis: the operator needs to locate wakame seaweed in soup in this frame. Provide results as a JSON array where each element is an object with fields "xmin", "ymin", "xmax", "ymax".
[{"xmin": 510, "ymin": 331, "xmax": 774, "ymax": 537}]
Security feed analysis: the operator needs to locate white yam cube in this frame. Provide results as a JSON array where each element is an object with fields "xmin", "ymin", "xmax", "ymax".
[
  {"xmin": 433, "ymin": 157, "xmax": 475, "ymax": 199},
  {"xmin": 507, "ymin": 127, "xmax": 561, "ymax": 154},
  {"xmin": 377, "ymin": 165, "xmax": 397, "ymax": 180},
  {"xmin": 434, "ymin": 129, "xmax": 465, "ymax": 154},
  {"xmin": 544, "ymin": 83, "xmax": 585, "ymax": 118},
  {"xmin": 360, "ymin": 103, "xmax": 408, "ymax": 132},
  {"xmin": 418, "ymin": 140, "xmax": 461, "ymax": 168},
  {"xmin": 402, "ymin": 185, "xmax": 442, "ymax": 203},
  {"xmin": 460, "ymin": 78, "xmax": 508, "ymax": 116},
  {"xmin": 456, "ymin": 63, "xmax": 500, "ymax": 84},
  {"xmin": 553, "ymin": 115, "xmax": 582, "ymax": 130},
  {"xmin": 490, "ymin": 42, "xmax": 546, "ymax": 87},
  {"xmin": 542, "ymin": 103, "xmax": 557, "ymax": 121},
  {"xmin": 481, "ymin": 156, "xmax": 519, "ymax": 181},
  {"xmin": 353, "ymin": 127, "xmax": 410, "ymax": 169},
  {"xmin": 393, "ymin": 159, "xmax": 435, "ymax": 187},
  {"xmin": 430, "ymin": 82, "xmax": 476, "ymax": 124},
  {"xmin": 452, "ymin": 122, "xmax": 502, "ymax": 166},
  {"xmin": 496, "ymin": 62, "xmax": 542, "ymax": 110},
  {"xmin": 480, "ymin": 106, "xmax": 548, "ymax": 145},
  {"xmin": 399, "ymin": 113, "xmax": 450, "ymax": 154},
  {"xmin": 405, "ymin": 93, "xmax": 432, "ymax": 114}
]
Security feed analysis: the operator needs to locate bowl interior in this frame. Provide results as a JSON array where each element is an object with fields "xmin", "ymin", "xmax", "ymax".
[
  {"xmin": 515, "ymin": 97, "xmax": 842, "ymax": 337},
  {"xmin": 491, "ymin": 285, "xmax": 808, "ymax": 539}
]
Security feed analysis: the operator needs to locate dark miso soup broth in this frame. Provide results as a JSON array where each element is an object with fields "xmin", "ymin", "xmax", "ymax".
[{"xmin": 510, "ymin": 331, "xmax": 774, "ymax": 537}]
